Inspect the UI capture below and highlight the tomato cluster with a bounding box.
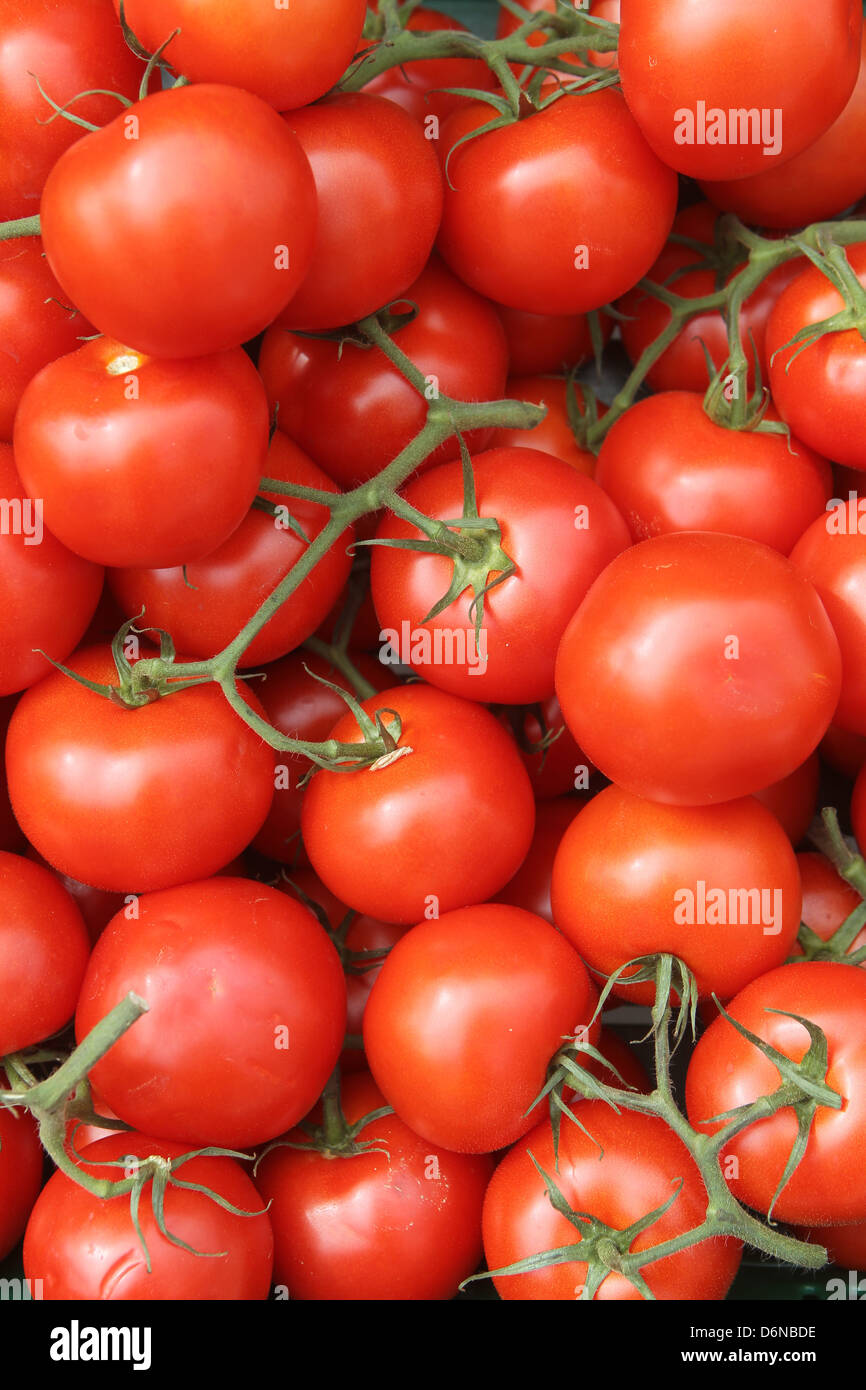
[2,0,866,1307]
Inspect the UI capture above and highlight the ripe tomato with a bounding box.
[495,0,616,70]
[0,0,147,220]
[6,645,275,893]
[595,392,831,551]
[255,1072,493,1300]
[437,91,676,316]
[496,304,609,377]
[0,696,23,851]
[768,245,866,470]
[364,903,596,1153]
[795,1221,866,1269]
[555,532,842,805]
[794,851,865,960]
[584,1028,651,1096]
[482,1103,742,1300]
[25,845,127,947]
[753,754,819,846]
[370,447,630,703]
[76,878,346,1149]
[258,257,508,490]
[301,684,535,924]
[0,850,90,1054]
[850,762,866,861]
[13,336,267,568]
[821,722,866,780]
[498,693,593,801]
[277,93,443,331]
[790,506,866,735]
[115,0,367,111]
[24,1133,273,1300]
[40,84,317,357]
[489,376,597,477]
[495,796,585,925]
[619,0,862,181]
[0,1091,43,1263]
[109,431,352,668]
[686,962,866,1225]
[362,7,496,125]
[0,442,103,697]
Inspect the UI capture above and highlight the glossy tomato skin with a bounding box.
[13,336,267,568]
[0,0,147,220]
[6,646,275,893]
[24,1133,273,1300]
[25,845,127,947]
[483,1103,742,1300]
[115,0,366,110]
[595,392,831,552]
[686,962,866,1225]
[0,444,103,697]
[0,851,90,1054]
[255,1072,493,1300]
[76,878,346,1150]
[259,257,508,489]
[302,684,536,924]
[437,91,677,316]
[364,903,596,1153]
[0,1092,43,1262]
[768,245,866,470]
[495,796,586,925]
[790,506,866,735]
[109,432,352,668]
[555,532,842,806]
[363,7,496,125]
[278,94,443,331]
[793,851,866,960]
[371,447,630,703]
[753,753,819,846]
[496,304,609,377]
[490,377,597,477]
[552,786,801,1003]
[619,0,862,181]
[40,84,317,357]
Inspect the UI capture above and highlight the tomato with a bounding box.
[64,1096,125,1157]
[0,443,103,696]
[482,1103,742,1300]
[276,93,443,332]
[363,7,496,125]
[258,257,508,490]
[700,28,866,229]
[850,762,866,862]
[794,851,866,960]
[821,722,866,780]
[795,1222,866,1270]
[495,0,617,71]
[6,646,274,893]
[75,878,346,1149]
[40,84,317,358]
[115,0,366,110]
[255,1072,493,1300]
[619,0,862,181]
[109,431,353,669]
[555,531,842,806]
[437,91,676,316]
[0,850,90,1055]
[585,0,620,68]
[552,785,801,1003]
[0,1091,43,1263]
[302,684,535,924]
[496,304,609,377]
[489,376,596,477]
[495,796,585,925]
[498,693,593,801]
[24,1132,273,1300]
[0,695,23,851]
[790,505,866,735]
[364,903,596,1153]
[371,447,630,703]
[25,845,127,947]
[686,962,866,1225]
[768,245,866,471]
[0,0,147,220]
[13,336,267,568]
[753,753,819,846]
[584,1028,651,1096]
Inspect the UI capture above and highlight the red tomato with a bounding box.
[483,1103,742,1300]
[24,1132,273,1300]
[0,443,103,697]
[794,1222,866,1270]
[584,1028,651,1095]
[277,93,443,331]
[0,0,147,220]
[436,91,677,315]
[255,1072,493,1300]
[371,447,630,703]
[686,962,866,1225]
[302,684,535,924]
[115,0,366,110]
[700,28,866,228]
[25,845,127,947]
[794,851,865,960]
[258,257,508,490]
[619,0,862,181]
[40,84,317,357]
[64,1096,125,1157]
[13,336,267,568]
[496,304,610,377]
[0,1092,43,1263]
[489,376,597,477]
[495,795,585,924]
[850,763,866,861]
[76,878,346,1149]
[495,0,617,70]
[6,646,275,893]
[364,903,596,1152]
[498,693,594,801]
[821,722,866,780]
[790,505,866,735]
[363,7,496,125]
[753,754,819,846]
[552,785,802,1003]
[0,694,24,851]
[109,431,353,669]
[595,392,831,552]
[768,244,866,470]
[555,532,842,805]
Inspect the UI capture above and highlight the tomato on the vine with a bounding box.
[790,507,866,736]
[0,1090,43,1263]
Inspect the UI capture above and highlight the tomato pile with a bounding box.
[3,0,866,1306]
